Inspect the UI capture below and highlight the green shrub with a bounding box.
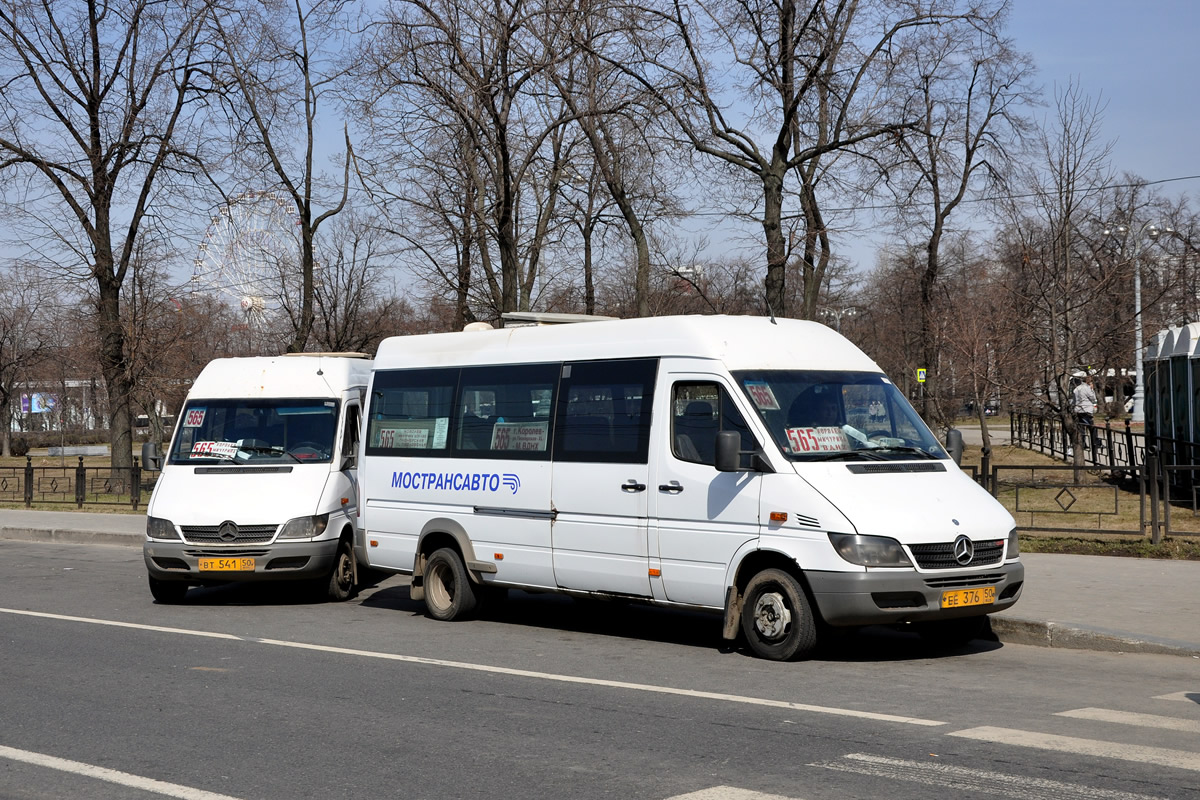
[10,437,29,457]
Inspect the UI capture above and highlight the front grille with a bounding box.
[924,573,1005,589]
[181,524,278,545]
[184,548,270,558]
[909,539,1004,569]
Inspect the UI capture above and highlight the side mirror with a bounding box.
[141,440,163,471]
[715,431,741,472]
[945,428,964,466]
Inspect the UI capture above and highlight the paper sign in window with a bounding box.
[785,426,848,454]
[491,421,549,451]
[744,382,780,410]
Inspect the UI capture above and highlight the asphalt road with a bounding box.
[2,540,1198,800]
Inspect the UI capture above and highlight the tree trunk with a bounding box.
[762,170,788,317]
[97,275,133,469]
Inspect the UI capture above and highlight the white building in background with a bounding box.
[10,379,104,432]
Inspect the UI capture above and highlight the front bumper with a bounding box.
[143,538,339,584]
[807,561,1025,626]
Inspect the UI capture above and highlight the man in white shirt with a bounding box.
[1072,375,1099,453]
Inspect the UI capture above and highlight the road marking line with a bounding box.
[0,607,946,727]
[1153,691,1200,704]
[664,788,797,800]
[0,744,242,800]
[1057,707,1200,733]
[947,726,1200,773]
[809,753,1165,800]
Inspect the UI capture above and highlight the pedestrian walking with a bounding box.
[1072,374,1100,454]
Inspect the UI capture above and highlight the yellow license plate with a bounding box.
[198,557,255,572]
[940,586,996,609]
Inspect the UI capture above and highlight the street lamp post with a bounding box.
[819,306,856,333]
[1103,222,1172,424]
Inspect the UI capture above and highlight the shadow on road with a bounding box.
[358,581,1004,663]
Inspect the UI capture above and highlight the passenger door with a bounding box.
[336,401,361,513]
[551,359,657,596]
[653,377,762,608]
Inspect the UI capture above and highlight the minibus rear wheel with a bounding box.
[424,547,478,621]
[740,569,817,661]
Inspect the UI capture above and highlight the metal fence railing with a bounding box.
[0,456,160,510]
[998,411,1200,541]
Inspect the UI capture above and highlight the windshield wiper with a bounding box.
[802,449,888,462]
[863,445,939,459]
[234,444,301,463]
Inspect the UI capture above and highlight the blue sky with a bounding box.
[823,0,1200,275]
[1007,0,1200,186]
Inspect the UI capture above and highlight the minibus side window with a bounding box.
[365,368,458,456]
[340,404,360,466]
[671,382,754,466]
[454,363,558,460]
[554,359,657,464]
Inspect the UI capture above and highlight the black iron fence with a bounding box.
[998,411,1200,542]
[0,456,160,510]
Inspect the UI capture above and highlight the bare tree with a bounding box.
[0,265,53,456]
[358,0,582,320]
[212,0,356,352]
[997,81,1117,465]
[0,0,213,468]
[310,212,411,353]
[547,3,684,317]
[884,9,1034,420]
[626,0,992,318]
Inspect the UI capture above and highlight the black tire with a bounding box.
[424,547,478,621]
[915,615,988,646]
[740,568,817,661]
[323,539,355,602]
[148,576,188,604]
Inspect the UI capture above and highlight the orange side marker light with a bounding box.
[770,512,788,522]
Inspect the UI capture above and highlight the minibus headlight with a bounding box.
[146,516,179,540]
[1007,527,1019,558]
[828,533,912,568]
[277,514,330,540]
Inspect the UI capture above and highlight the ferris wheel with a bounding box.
[191,190,301,326]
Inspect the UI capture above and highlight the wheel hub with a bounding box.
[753,591,791,640]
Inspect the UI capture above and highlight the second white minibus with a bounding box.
[356,315,1023,660]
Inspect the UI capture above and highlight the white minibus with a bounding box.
[143,353,370,603]
[357,316,1023,660]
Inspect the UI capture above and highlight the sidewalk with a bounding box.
[1,509,1198,658]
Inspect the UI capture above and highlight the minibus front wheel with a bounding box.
[148,576,188,604]
[740,569,817,661]
[424,547,479,621]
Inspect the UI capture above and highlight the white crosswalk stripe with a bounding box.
[808,752,1166,800]
[947,725,1200,773]
[1056,706,1200,733]
[664,789,797,800]
[1153,690,1200,704]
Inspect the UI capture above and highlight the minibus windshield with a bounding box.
[733,370,947,461]
[171,399,339,464]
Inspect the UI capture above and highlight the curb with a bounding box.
[989,615,1200,658]
[1,527,142,549]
